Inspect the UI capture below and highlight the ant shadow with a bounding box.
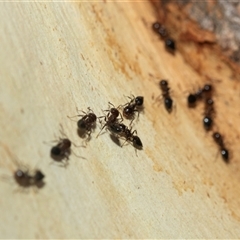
[109,134,121,147]
[77,122,97,141]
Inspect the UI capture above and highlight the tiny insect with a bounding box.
[97,102,123,138]
[122,95,144,123]
[187,84,213,108]
[51,138,71,165]
[203,98,214,131]
[14,168,45,189]
[212,132,229,163]
[48,125,85,166]
[68,107,97,139]
[122,127,143,150]
[1,145,45,190]
[158,80,173,113]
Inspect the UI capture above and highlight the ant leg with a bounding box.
[71,149,86,160]
[67,115,81,122]
[121,139,128,148]
[134,148,138,157]
[96,123,107,138]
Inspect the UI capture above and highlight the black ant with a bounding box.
[152,21,176,53]
[187,84,213,108]
[203,98,214,131]
[48,125,85,167]
[50,138,72,166]
[158,80,173,113]
[212,132,229,163]
[97,102,123,138]
[122,95,144,123]
[122,127,143,150]
[68,107,97,139]
[108,123,143,150]
[14,168,45,189]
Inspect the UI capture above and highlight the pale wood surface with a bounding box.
[1,2,240,238]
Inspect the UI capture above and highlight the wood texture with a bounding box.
[0,2,240,238]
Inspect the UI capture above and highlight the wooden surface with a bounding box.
[1,2,240,238]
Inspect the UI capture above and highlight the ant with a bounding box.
[203,98,214,131]
[14,168,45,189]
[48,125,85,167]
[212,132,229,163]
[158,80,173,113]
[122,127,143,150]
[152,21,176,53]
[108,122,143,155]
[97,102,123,138]
[68,107,97,139]
[122,95,144,123]
[187,84,213,108]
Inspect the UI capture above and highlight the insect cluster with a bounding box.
[3,95,144,191]
[151,20,230,163]
[187,84,229,163]
[152,21,176,54]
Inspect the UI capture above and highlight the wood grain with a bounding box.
[0,2,240,238]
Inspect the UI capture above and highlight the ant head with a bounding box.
[51,146,61,156]
[123,106,134,118]
[14,169,30,187]
[110,108,119,117]
[152,22,161,32]
[213,132,221,140]
[160,80,168,89]
[221,149,229,163]
[203,84,212,93]
[135,96,144,106]
[206,98,214,106]
[203,116,213,130]
[62,139,71,149]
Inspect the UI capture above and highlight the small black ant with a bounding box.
[97,102,123,137]
[187,84,213,108]
[122,127,143,150]
[48,125,85,166]
[14,169,45,188]
[108,122,143,154]
[68,107,97,139]
[51,138,71,164]
[158,80,173,113]
[1,145,45,190]
[203,98,214,131]
[212,132,229,163]
[122,95,144,123]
